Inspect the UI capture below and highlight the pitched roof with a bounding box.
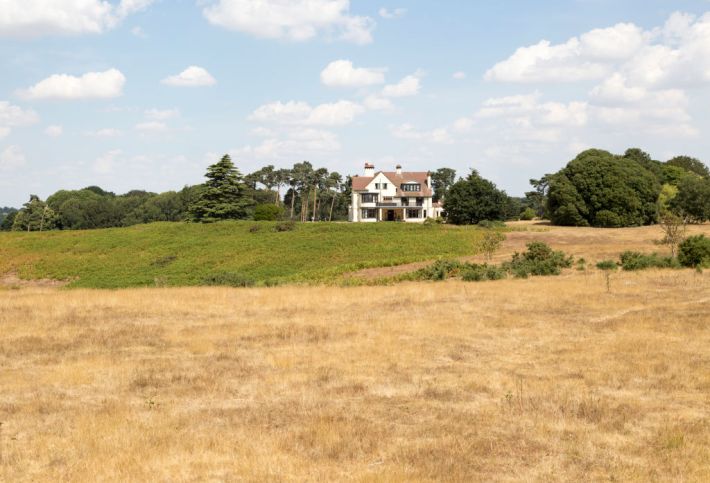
[351,171,432,196]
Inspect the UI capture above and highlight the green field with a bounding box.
[0,222,486,288]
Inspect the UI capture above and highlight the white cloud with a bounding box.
[144,108,180,120]
[378,8,406,19]
[0,101,39,136]
[93,149,122,174]
[477,93,588,127]
[19,68,126,100]
[485,13,710,86]
[89,128,122,137]
[202,0,374,44]
[249,100,364,126]
[0,0,155,37]
[453,71,466,80]
[391,123,452,144]
[45,125,63,137]
[452,117,474,132]
[0,145,26,170]
[364,95,393,111]
[161,66,216,87]
[135,121,168,133]
[382,74,421,97]
[320,60,385,87]
[233,128,341,160]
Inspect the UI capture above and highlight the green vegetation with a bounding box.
[408,241,572,282]
[618,251,679,271]
[189,154,252,222]
[444,170,511,225]
[678,235,710,268]
[0,221,487,288]
[253,204,284,221]
[596,260,618,271]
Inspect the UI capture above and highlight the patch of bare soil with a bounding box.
[0,272,69,288]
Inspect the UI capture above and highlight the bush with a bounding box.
[596,260,618,271]
[460,264,506,282]
[254,204,284,221]
[273,221,296,232]
[201,272,255,287]
[503,241,573,278]
[618,251,679,271]
[520,207,536,221]
[413,259,463,281]
[678,235,710,268]
[249,225,260,233]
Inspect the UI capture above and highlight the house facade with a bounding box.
[349,163,443,222]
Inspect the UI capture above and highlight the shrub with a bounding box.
[576,258,587,271]
[249,225,260,233]
[618,251,679,271]
[520,207,536,221]
[254,204,284,221]
[414,259,463,281]
[423,217,444,225]
[202,272,255,287]
[596,260,618,271]
[503,241,573,278]
[678,235,710,268]
[461,264,506,282]
[273,221,296,232]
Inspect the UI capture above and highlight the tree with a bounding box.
[667,156,709,178]
[547,149,661,227]
[12,195,58,232]
[443,170,510,225]
[526,176,551,218]
[431,168,456,202]
[658,212,686,258]
[189,155,252,222]
[670,176,710,223]
[0,209,17,231]
[477,231,506,261]
[326,172,343,221]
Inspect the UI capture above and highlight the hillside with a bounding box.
[0,222,486,288]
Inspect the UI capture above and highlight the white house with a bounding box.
[349,163,444,222]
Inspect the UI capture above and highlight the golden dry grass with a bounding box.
[1,266,709,481]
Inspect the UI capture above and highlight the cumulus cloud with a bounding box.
[320,60,386,87]
[88,128,123,137]
[0,145,26,170]
[144,108,180,120]
[18,68,126,100]
[391,123,452,144]
[485,13,710,86]
[0,101,39,136]
[382,74,421,97]
[202,0,375,44]
[249,100,364,126]
[232,128,341,160]
[45,125,63,137]
[161,66,216,87]
[0,0,155,37]
[378,8,406,19]
[363,95,393,111]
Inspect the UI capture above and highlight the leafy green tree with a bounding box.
[253,204,284,221]
[678,235,710,268]
[12,195,58,232]
[670,176,710,222]
[547,149,661,227]
[443,170,510,225]
[189,155,252,222]
[0,208,17,231]
[525,176,551,218]
[666,156,709,178]
[431,168,456,202]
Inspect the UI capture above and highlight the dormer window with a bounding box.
[401,183,421,192]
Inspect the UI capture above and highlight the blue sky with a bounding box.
[1,0,709,206]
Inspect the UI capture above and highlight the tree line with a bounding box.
[2,149,707,231]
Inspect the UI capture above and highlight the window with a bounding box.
[361,193,377,203]
[401,197,409,206]
[375,182,388,190]
[401,183,421,192]
[406,209,420,219]
[423,210,427,218]
[382,183,388,189]
[361,209,377,219]
[416,197,424,206]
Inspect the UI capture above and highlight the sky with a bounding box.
[1,0,710,207]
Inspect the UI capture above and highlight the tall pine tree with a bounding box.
[189,155,252,222]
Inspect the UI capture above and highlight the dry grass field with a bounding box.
[1,224,710,481]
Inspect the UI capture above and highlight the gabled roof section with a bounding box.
[351,176,374,191]
[381,171,432,196]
